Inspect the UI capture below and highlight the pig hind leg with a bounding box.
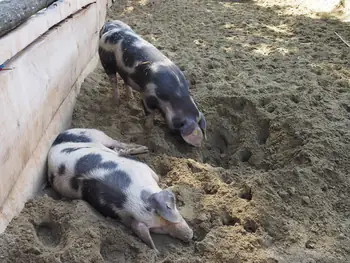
[82,128,148,156]
[71,128,118,148]
[93,130,149,155]
[98,47,119,102]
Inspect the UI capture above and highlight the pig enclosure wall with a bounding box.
[0,0,111,233]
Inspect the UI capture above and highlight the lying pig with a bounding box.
[47,128,193,252]
[98,20,207,147]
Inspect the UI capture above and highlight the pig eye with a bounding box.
[172,117,185,129]
[166,204,171,210]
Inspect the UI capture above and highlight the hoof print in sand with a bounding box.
[201,96,271,170]
[34,221,62,248]
[243,218,259,233]
[220,210,241,227]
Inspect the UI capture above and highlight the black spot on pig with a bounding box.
[98,48,117,76]
[153,66,189,101]
[130,63,153,90]
[81,178,127,217]
[61,147,90,154]
[75,154,118,175]
[104,32,124,44]
[99,22,119,39]
[176,97,199,118]
[104,170,131,190]
[121,33,165,69]
[48,172,55,185]
[52,132,91,146]
[121,34,139,68]
[141,190,153,212]
[99,161,119,170]
[144,96,159,111]
[70,176,80,191]
[75,154,103,174]
[58,164,66,176]
[141,190,152,203]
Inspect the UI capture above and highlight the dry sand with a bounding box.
[1,0,350,262]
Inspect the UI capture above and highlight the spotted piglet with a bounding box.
[47,128,193,252]
[98,20,207,147]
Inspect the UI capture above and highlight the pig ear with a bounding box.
[198,112,207,140]
[148,190,182,223]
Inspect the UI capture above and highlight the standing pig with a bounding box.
[47,128,193,252]
[98,20,207,147]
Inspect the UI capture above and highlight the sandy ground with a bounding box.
[1,0,350,262]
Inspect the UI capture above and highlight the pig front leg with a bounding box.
[145,112,156,130]
[142,96,158,130]
[125,83,134,100]
[98,47,120,103]
[131,220,159,253]
[108,74,119,102]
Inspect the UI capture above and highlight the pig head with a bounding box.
[133,189,193,252]
[165,95,207,147]
[148,189,193,241]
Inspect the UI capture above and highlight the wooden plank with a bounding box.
[0,0,97,66]
[0,0,57,38]
[0,2,101,207]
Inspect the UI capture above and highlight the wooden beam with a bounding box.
[0,0,96,67]
[0,0,57,38]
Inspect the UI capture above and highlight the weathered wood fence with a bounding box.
[0,0,108,233]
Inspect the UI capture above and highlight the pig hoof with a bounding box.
[114,144,149,156]
[126,92,134,100]
[125,85,134,100]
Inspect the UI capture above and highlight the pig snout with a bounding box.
[150,217,193,243]
[166,219,193,242]
[178,112,207,147]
